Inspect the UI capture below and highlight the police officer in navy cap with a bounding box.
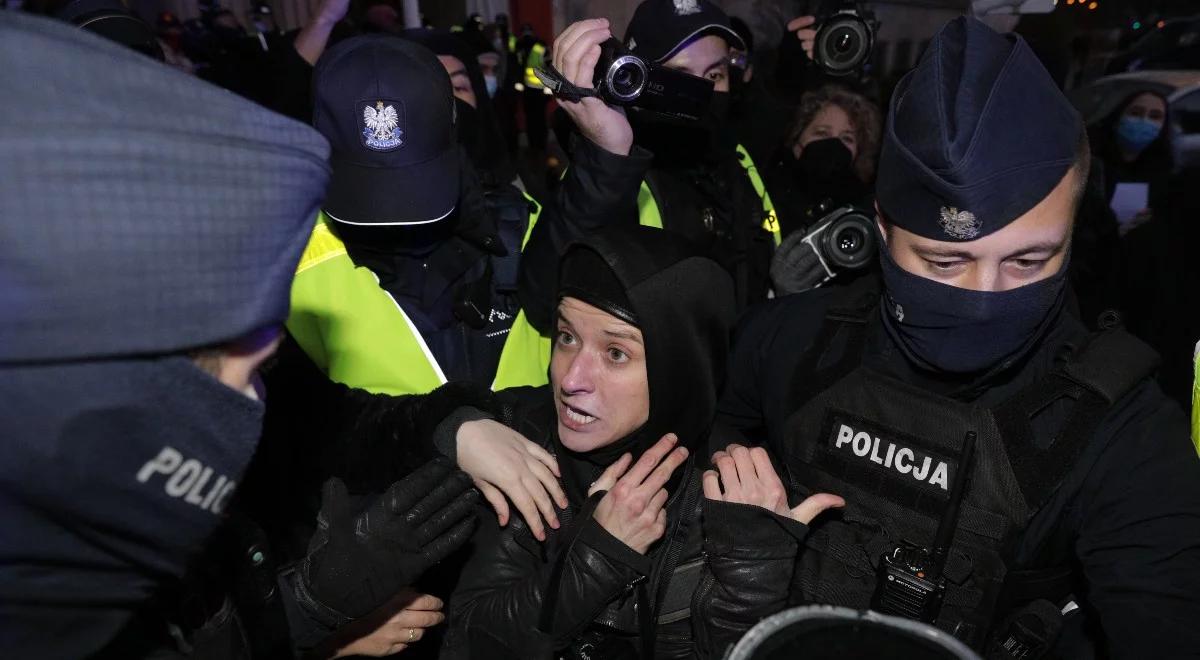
[709,17,1200,658]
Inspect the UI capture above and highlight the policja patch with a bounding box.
[825,414,956,494]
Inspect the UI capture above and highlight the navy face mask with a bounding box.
[878,245,1068,374]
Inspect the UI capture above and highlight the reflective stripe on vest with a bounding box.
[636,144,781,245]
[524,43,546,88]
[287,210,550,396]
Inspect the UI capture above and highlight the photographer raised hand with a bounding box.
[550,18,634,157]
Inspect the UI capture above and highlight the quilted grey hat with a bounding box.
[0,11,331,363]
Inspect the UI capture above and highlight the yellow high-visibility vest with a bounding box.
[637,144,780,245]
[524,42,546,89]
[287,208,551,396]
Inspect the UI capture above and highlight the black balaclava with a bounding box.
[878,245,1069,375]
[399,28,517,188]
[552,226,736,502]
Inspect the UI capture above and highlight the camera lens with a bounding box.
[821,210,877,271]
[604,55,648,103]
[814,13,873,77]
[834,31,855,55]
[836,226,863,255]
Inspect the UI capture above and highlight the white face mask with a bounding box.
[484,74,499,98]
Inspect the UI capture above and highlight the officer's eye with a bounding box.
[556,330,577,347]
[707,70,727,83]
[924,259,965,273]
[607,347,629,364]
[1008,258,1047,272]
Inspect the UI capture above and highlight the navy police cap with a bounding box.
[624,0,745,64]
[313,35,459,226]
[875,17,1083,242]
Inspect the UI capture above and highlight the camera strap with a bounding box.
[532,64,602,103]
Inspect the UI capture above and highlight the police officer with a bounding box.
[547,0,780,311]
[0,11,299,655]
[715,18,1200,658]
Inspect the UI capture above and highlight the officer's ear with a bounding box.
[874,201,889,246]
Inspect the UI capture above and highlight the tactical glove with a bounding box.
[769,228,832,296]
[301,458,479,622]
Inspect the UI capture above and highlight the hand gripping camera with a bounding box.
[872,432,977,625]
[535,38,714,121]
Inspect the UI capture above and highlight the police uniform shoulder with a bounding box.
[734,288,838,353]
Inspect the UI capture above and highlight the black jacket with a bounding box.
[444,387,709,660]
[446,226,790,659]
[718,281,1200,658]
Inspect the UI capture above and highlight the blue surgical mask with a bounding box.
[1116,115,1162,154]
[484,74,499,98]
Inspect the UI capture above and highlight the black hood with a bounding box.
[398,28,516,188]
[555,226,735,489]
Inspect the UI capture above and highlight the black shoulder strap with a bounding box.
[484,186,533,294]
[993,329,1160,512]
[787,276,880,412]
[1059,328,1160,403]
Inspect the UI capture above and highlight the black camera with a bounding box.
[800,203,877,283]
[813,1,875,77]
[534,38,714,122]
[591,39,715,121]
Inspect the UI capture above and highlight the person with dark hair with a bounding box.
[769,84,881,238]
[762,84,883,296]
[1088,90,1173,231]
[400,28,519,191]
[439,226,840,660]
[718,17,1200,658]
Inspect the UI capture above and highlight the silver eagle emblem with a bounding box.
[362,101,403,151]
[673,0,701,15]
[938,206,981,240]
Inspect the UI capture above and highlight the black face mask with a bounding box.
[796,136,854,179]
[878,244,1068,374]
[453,98,482,171]
[630,91,734,166]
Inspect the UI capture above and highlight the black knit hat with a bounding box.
[558,247,637,327]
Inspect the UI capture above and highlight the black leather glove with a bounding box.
[301,458,479,622]
[770,227,832,296]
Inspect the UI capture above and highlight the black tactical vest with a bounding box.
[778,282,1158,651]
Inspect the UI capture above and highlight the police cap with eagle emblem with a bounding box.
[624,0,745,64]
[0,11,330,363]
[313,35,459,225]
[875,17,1082,242]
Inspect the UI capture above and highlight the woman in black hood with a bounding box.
[438,225,737,659]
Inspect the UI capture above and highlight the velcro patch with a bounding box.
[813,411,960,516]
